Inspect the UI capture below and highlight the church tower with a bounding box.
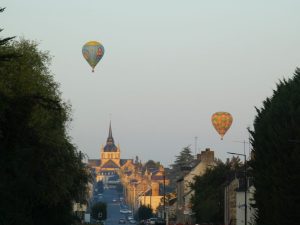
[100,121,120,168]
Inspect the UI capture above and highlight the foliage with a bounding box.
[167,146,195,190]
[0,7,16,61]
[250,68,300,225]
[136,205,153,220]
[0,39,90,225]
[91,202,107,221]
[173,146,194,169]
[144,160,161,170]
[190,158,242,223]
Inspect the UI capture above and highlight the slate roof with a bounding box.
[120,159,132,166]
[101,160,119,169]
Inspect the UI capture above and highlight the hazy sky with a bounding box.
[2,1,300,166]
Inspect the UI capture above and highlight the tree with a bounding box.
[250,68,300,225]
[0,39,90,225]
[167,146,195,190]
[173,146,194,170]
[136,205,153,220]
[190,158,242,224]
[144,160,160,169]
[0,7,16,62]
[91,202,107,221]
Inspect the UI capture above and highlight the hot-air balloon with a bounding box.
[211,112,233,140]
[82,41,105,72]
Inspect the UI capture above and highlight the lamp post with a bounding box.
[227,152,247,225]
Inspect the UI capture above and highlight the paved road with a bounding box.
[93,188,129,225]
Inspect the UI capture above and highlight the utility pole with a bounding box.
[194,136,198,157]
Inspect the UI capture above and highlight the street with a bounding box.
[93,188,129,225]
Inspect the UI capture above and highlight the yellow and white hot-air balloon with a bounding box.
[211,112,233,140]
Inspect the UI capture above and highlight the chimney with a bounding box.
[199,148,214,164]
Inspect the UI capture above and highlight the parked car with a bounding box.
[119,218,126,224]
[127,215,134,221]
[120,209,132,214]
[149,218,157,225]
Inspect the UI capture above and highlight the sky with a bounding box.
[2,1,300,166]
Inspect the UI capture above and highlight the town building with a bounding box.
[88,122,134,183]
[176,148,215,224]
[224,175,256,225]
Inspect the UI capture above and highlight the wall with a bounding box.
[236,186,256,225]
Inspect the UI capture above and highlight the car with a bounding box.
[120,209,131,214]
[127,216,133,221]
[149,218,158,225]
[129,219,136,224]
[119,218,126,224]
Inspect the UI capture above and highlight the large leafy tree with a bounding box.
[167,146,194,189]
[169,145,194,174]
[190,158,242,224]
[136,205,153,220]
[174,146,194,169]
[0,39,89,225]
[250,68,300,225]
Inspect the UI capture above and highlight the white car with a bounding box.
[120,209,130,214]
[129,219,136,224]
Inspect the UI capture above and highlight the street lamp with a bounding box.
[227,151,247,225]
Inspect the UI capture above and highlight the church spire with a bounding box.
[104,121,117,152]
[108,120,113,139]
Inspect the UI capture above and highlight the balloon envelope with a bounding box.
[82,41,105,72]
[211,112,233,140]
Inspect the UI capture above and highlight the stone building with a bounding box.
[176,148,215,224]
[88,122,134,182]
[120,162,170,214]
[224,175,256,225]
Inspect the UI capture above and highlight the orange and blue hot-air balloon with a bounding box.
[82,41,105,72]
[211,112,233,140]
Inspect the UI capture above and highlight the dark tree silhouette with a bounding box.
[0,39,90,225]
[250,68,300,225]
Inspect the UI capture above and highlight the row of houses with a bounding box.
[119,161,170,214]
[83,123,256,225]
[169,148,256,225]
